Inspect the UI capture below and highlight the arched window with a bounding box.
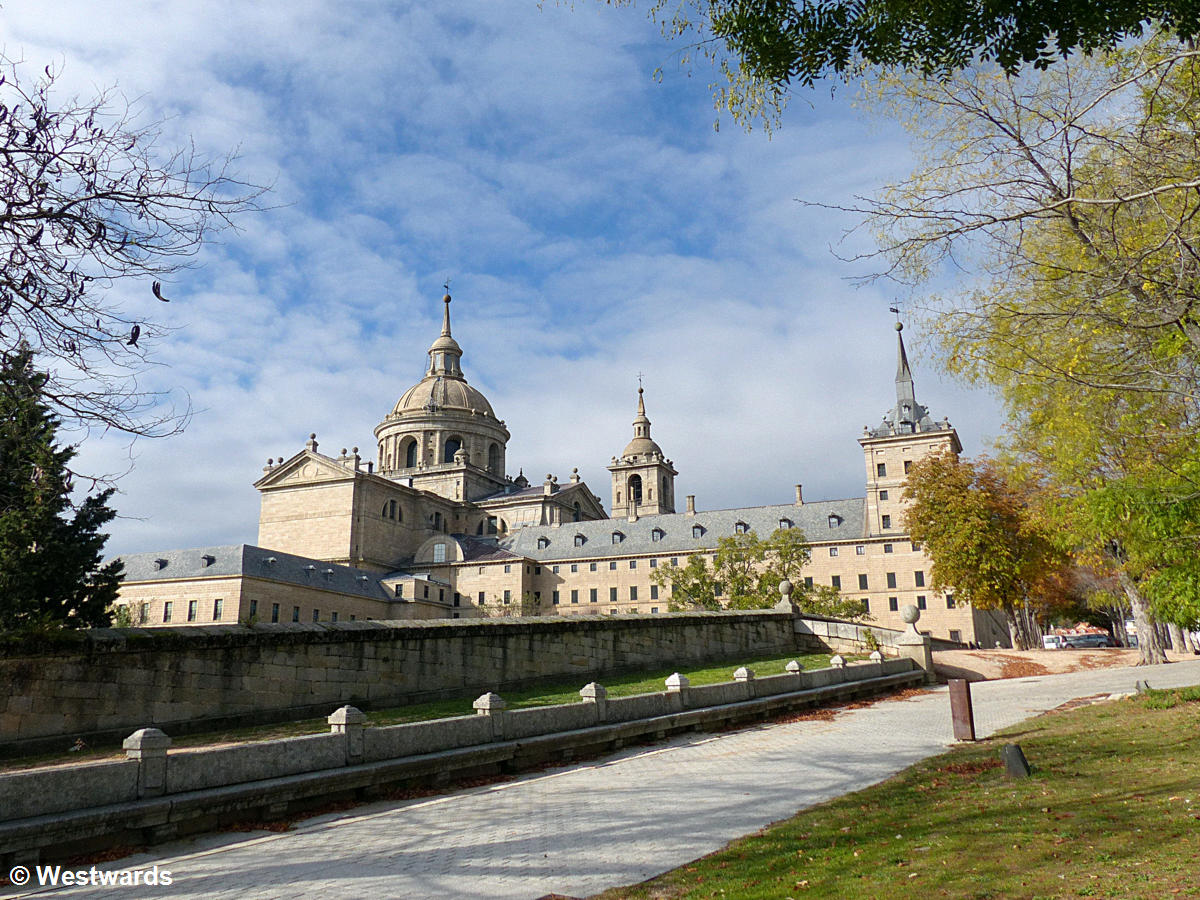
[628,474,643,504]
[389,499,397,520]
[662,476,669,501]
[444,436,462,463]
[488,443,500,474]
[382,503,389,519]
[572,502,581,522]
[402,437,417,468]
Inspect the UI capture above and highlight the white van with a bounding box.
[1042,634,1067,650]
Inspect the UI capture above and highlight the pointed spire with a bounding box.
[895,321,915,409]
[426,290,463,377]
[441,291,453,337]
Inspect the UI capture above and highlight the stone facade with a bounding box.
[112,295,1009,648]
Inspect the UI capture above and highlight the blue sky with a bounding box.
[2,1,1001,556]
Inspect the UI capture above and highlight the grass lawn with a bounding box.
[3,650,843,770]
[591,685,1200,900]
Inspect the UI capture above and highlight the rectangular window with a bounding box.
[350,615,356,621]
[477,591,485,604]
[610,587,618,602]
[396,584,404,598]
[649,558,657,568]
[292,606,300,622]
[590,562,597,572]
[535,566,542,575]
[248,599,257,620]
[861,598,870,613]
[651,607,659,614]
[312,609,320,622]
[571,589,579,604]
[163,601,173,623]
[331,611,339,622]
[904,460,912,474]
[670,557,679,566]
[630,586,638,601]
[886,572,897,589]
[187,600,197,622]
[571,563,578,573]
[877,462,887,477]
[590,588,598,603]
[946,594,956,609]
[650,585,658,600]
[917,595,927,610]
[912,542,922,552]
[855,545,865,555]
[884,543,894,553]
[858,574,868,590]
[504,564,511,573]
[803,576,813,589]
[552,565,559,573]
[453,592,460,607]
[423,585,429,599]
[831,575,841,589]
[888,597,898,612]
[879,489,889,501]
[432,543,446,563]
[271,602,279,623]
[829,547,838,557]
[629,560,637,569]
[552,590,560,605]
[438,588,444,603]
[139,602,150,624]
[881,515,892,528]
[609,561,617,570]
[949,629,962,643]
[212,598,223,621]
[915,570,925,587]
[503,590,511,604]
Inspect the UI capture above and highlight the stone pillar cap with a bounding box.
[784,660,803,674]
[473,691,507,711]
[733,666,755,681]
[122,727,171,752]
[665,672,690,690]
[328,705,367,726]
[829,654,846,667]
[580,682,607,700]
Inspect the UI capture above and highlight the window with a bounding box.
[610,587,618,602]
[946,594,956,609]
[888,597,899,612]
[881,515,892,529]
[649,558,658,568]
[915,570,926,587]
[904,460,913,474]
[612,531,625,544]
[949,629,962,643]
[886,572,897,589]
[438,588,444,603]
[877,463,887,477]
[670,557,679,566]
[589,562,597,572]
[453,593,460,607]
[861,598,870,613]
[570,563,578,573]
[290,606,299,622]
[332,612,339,622]
[828,514,842,528]
[831,575,841,589]
[395,584,404,599]
[488,443,500,474]
[650,585,658,600]
[433,542,447,563]
[552,565,559,573]
[537,537,550,550]
[163,601,173,623]
[477,591,485,604]
[552,591,560,605]
[912,542,922,552]
[879,489,889,501]
[571,590,579,604]
[423,585,429,599]
[574,534,586,547]
[502,590,511,604]
[590,588,598,603]
[187,600,197,622]
[651,607,659,614]
[504,564,511,574]
[404,438,417,468]
[735,521,749,534]
[443,436,462,463]
[609,561,617,571]
[917,595,927,610]
[779,518,793,529]
[803,576,813,589]
[271,603,280,623]
[350,615,356,621]
[312,609,320,622]
[248,599,257,620]
[829,547,838,557]
[692,524,705,538]
[534,566,541,575]
[652,528,664,542]
[212,598,223,621]
[855,545,865,555]
[629,560,637,569]
[883,543,894,554]
[858,574,868,590]
[630,586,638,601]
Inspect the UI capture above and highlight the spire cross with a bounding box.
[636,372,644,391]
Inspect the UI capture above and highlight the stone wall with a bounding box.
[0,610,796,756]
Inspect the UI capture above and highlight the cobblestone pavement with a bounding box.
[10,659,1200,900]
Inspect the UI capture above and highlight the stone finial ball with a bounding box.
[778,579,793,598]
[895,321,903,331]
[901,604,921,624]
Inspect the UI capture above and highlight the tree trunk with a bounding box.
[1167,622,1185,653]
[1117,570,1168,665]
[1004,600,1038,649]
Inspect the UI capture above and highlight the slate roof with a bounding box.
[499,498,867,562]
[115,544,393,600]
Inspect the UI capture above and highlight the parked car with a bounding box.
[1064,633,1112,649]
[1042,635,1068,650]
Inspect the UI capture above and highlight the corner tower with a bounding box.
[607,386,677,518]
[858,321,961,538]
[374,292,510,502]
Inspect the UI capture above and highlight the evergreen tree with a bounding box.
[0,348,122,630]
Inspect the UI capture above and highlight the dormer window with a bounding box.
[611,531,625,545]
[651,528,665,542]
[537,537,550,550]
[828,514,842,529]
[779,518,793,530]
[154,558,168,570]
[201,554,216,567]
[574,533,586,547]
[692,524,705,538]
[734,521,749,534]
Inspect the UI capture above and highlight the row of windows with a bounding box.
[821,570,926,590]
[875,460,914,477]
[155,599,361,624]
[556,517,807,550]
[829,542,921,557]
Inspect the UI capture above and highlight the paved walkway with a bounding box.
[9,660,1200,900]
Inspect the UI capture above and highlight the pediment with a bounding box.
[254,450,356,490]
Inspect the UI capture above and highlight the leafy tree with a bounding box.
[602,0,1200,126]
[651,528,871,619]
[0,348,123,630]
[903,452,1066,649]
[0,56,262,438]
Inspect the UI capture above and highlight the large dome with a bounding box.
[392,375,496,419]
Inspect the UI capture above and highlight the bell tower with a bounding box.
[607,385,677,518]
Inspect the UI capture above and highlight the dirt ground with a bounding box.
[932,647,1200,681]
